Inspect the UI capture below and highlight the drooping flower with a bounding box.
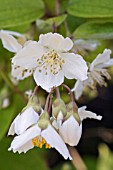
[72,49,113,99]
[8,111,72,160]
[8,32,88,92]
[8,95,42,135]
[58,106,102,146]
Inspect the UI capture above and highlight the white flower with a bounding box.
[0,30,33,80]
[8,106,40,135]
[11,32,88,92]
[74,39,100,52]
[0,30,24,52]
[8,124,72,160]
[58,106,102,146]
[72,49,113,99]
[11,64,33,80]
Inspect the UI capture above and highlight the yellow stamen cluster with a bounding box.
[37,50,65,75]
[32,136,51,149]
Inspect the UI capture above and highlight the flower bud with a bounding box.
[66,102,81,125]
[38,111,50,130]
[25,95,42,114]
[52,98,67,120]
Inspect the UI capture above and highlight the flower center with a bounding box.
[37,50,65,75]
[32,136,51,149]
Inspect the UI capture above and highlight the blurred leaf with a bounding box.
[96,144,113,170]
[36,14,67,32]
[0,0,44,28]
[67,0,113,18]
[43,0,56,15]
[45,14,67,26]
[67,15,86,33]
[73,22,113,39]
[83,156,97,170]
[0,94,25,141]
[0,137,48,170]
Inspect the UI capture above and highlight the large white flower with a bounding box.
[8,106,40,136]
[10,32,88,92]
[58,106,102,146]
[8,123,72,160]
[72,49,113,99]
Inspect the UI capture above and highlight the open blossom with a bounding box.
[8,94,42,135]
[0,31,88,92]
[54,106,102,146]
[8,112,72,160]
[72,49,113,99]
[8,106,40,135]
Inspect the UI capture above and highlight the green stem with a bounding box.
[55,87,60,98]
[0,69,26,103]
[62,84,75,102]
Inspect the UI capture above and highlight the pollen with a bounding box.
[37,50,65,75]
[32,136,51,149]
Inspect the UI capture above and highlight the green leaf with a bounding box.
[67,0,113,18]
[0,0,44,28]
[0,94,25,141]
[0,137,49,170]
[96,144,113,170]
[73,21,113,39]
[36,14,67,32]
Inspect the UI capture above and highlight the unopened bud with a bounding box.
[38,111,50,130]
[27,95,42,113]
[52,98,67,119]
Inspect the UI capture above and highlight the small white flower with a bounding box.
[72,49,113,99]
[58,106,102,146]
[8,123,72,160]
[74,39,100,52]
[0,30,23,53]
[0,30,33,81]
[11,32,88,92]
[8,106,40,135]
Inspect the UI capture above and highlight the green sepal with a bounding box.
[66,102,81,124]
[21,95,42,114]
[66,101,78,113]
[38,111,50,130]
[52,98,67,119]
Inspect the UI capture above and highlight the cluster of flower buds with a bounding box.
[8,85,102,159]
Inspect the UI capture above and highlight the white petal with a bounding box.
[72,80,85,100]
[12,41,44,69]
[62,53,88,81]
[15,107,39,135]
[0,30,22,52]
[74,39,100,51]
[1,30,24,37]
[39,32,73,52]
[34,68,64,92]
[11,64,33,80]
[8,114,20,135]
[97,58,113,68]
[59,116,82,146]
[42,125,72,160]
[90,49,112,70]
[8,124,41,153]
[78,106,102,121]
